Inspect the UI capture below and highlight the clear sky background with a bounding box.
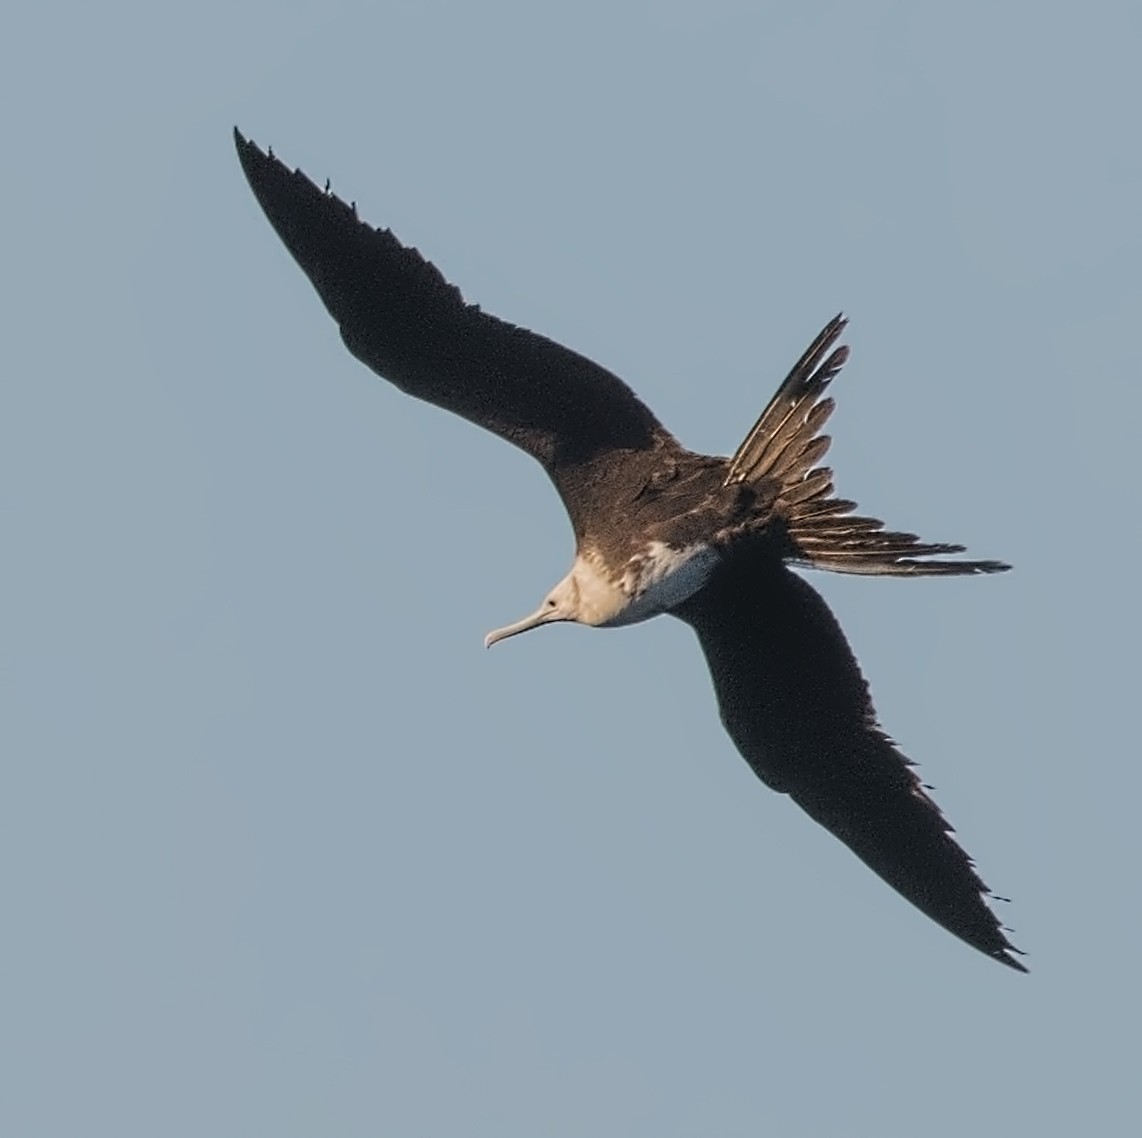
[4,1,1140,1134]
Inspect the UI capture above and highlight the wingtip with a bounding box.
[233,126,257,156]
[233,128,299,220]
[233,127,262,178]
[233,127,280,173]
[985,904,1028,972]
[995,947,1029,973]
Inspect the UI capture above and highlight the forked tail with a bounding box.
[726,315,1009,577]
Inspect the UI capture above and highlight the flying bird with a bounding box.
[234,128,1024,972]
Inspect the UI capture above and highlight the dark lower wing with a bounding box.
[233,129,676,528]
[674,543,1025,971]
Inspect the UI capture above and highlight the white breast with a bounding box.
[605,541,721,627]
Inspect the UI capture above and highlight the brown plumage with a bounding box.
[234,128,1024,971]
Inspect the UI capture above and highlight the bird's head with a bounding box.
[484,556,623,647]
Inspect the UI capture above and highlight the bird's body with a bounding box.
[234,129,1025,971]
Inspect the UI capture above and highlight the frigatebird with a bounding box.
[234,128,1024,971]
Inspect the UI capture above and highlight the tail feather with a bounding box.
[778,468,835,507]
[727,316,1010,578]
[726,315,849,486]
[768,431,833,485]
[747,396,836,484]
[792,497,858,520]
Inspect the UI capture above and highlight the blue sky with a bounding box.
[4,1,1140,1134]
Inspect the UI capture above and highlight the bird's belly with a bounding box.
[602,541,722,627]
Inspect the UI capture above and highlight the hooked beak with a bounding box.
[484,604,562,648]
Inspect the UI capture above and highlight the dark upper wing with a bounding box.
[674,541,1025,971]
[234,130,677,531]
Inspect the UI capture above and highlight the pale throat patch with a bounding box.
[574,541,720,628]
